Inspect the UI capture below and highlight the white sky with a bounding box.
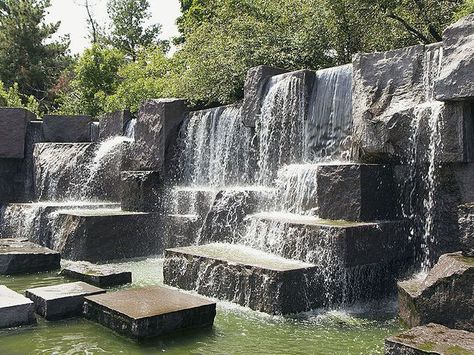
[46,0,182,54]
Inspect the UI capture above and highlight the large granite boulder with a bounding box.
[0,108,36,159]
[121,170,163,212]
[398,252,474,331]
[129,99,186,171]
[435,14,474,101]
[42,115,93,142]
[241,65,288,127]
[99,110,132,141]
[459,203,474,257]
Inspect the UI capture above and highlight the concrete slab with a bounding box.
[0,239,60,275]
[25,281,105,320]
[385,323,474,354]
[0,286,36,329]
[60,261,132,288]
[164,243,318,314]
[83,286,216,339]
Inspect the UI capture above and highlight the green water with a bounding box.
[0,258,403,355]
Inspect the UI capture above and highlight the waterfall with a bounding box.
[305,65,353,161]
[124,118,136,139]
[178,105,253,187]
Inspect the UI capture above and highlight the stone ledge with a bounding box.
[0,285,36,329]
[60,261,132,288]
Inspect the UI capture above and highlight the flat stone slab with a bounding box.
[0,239,60,275]
[385,323,474,354]
[60,261,132,288]
[83,286,216,339]
[0,286,36,329]
[25,281,105,320]
[164,243,318,314]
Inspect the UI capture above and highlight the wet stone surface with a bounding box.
[60,261,132,288]
[0,285,36,329]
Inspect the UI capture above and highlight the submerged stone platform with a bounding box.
[385,323,474,354]
[0,239,60,275]
[60,261,132,288]
[25,281,105,320]
[83,286,216,339]
[0,286,36,329]
[164,243,318,314]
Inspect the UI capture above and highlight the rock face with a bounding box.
[0,239,60,275]
[25,282,105,320]
[99,110,132,141]
[385,323,474,355]
[60,261,132,288]
[435,14,474,101]
[241,65,288,127]
[0,108,35,159]
[0,286,36,329]
[83,286,216,339]
[121,170,162,212]
[42,115,93,143]
[164,243,318,314]
[130,99,186,171]
[459,203,474,257]
[398,252,474,332]
[316,164,397,221]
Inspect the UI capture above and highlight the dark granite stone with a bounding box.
[25,281,105,320]
[83,286,216,339]
[60,262,132,288]
[398,252,474,332]
[99,110,132,141]
[459,203,474,257]
[162,214,201,249]
[164,243,318,314]
[121,170,163,212]
[0,286,36,329]
[385,323,474,355]
[0,239,60,275]
[0,108,35,159]
[42,115,93,143]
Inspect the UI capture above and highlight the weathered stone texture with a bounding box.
[398,252,474,332]
[121,170,162,212]
[435,14,474,101]
[0,285,36,329]
[459,203,474,257]
[385,323,474,355]
[42,115,93,142]
[241,65,288,127]
[99,110,132,141]
[83,286,216,339]
[0,108,35,159]
[60,261,132,288]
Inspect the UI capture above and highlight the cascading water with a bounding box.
[124,118,136,139]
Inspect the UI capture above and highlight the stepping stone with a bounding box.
[0,286,36,329]
[25,281,105,320]
[385,323,474,354]
[164,243,318,314]
[0,239,60,275]
[83,286,216,339]
[60,261,132,288]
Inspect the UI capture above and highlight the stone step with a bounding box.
[83,286,216,339]
[385,323,474,354]
[53,209,161,262]
[25,281,105,320]
[163,214,201,248]
[0,239,60,275]
[164,243,318,314]
[398,252,474,332]
[0,285,36,329]
[60,261,132,288]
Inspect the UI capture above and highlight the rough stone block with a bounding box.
[459,203,474,257]
[83,286,216,339]
[385,323,474,355]
[398,252,474,331]
[167,187,216,218]
[0,159,22,203]
[162,214,201,249]
[164,243,318,314]
[60,261,132,288]
[0,286,36,329]
[53,210,161,262]
[99,110,132,141]
[0,108,35,159]
[121,170,162,212]
[241,65,288,127]
[42,115,93,143]
[0,239,60,275]
[316,163,397,221]
[435,14,474,101]
[130,99,186,171]
[26,281,105,320]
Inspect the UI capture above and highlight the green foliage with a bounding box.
[0,81,40,114]
[0,0,71,111]
[453,0,474,20]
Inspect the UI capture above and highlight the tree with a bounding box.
[106,0,168,60]
[0,0,71,110]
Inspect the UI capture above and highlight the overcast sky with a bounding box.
[46,0,182,54]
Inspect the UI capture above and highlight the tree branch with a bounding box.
[386,11,431,44]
